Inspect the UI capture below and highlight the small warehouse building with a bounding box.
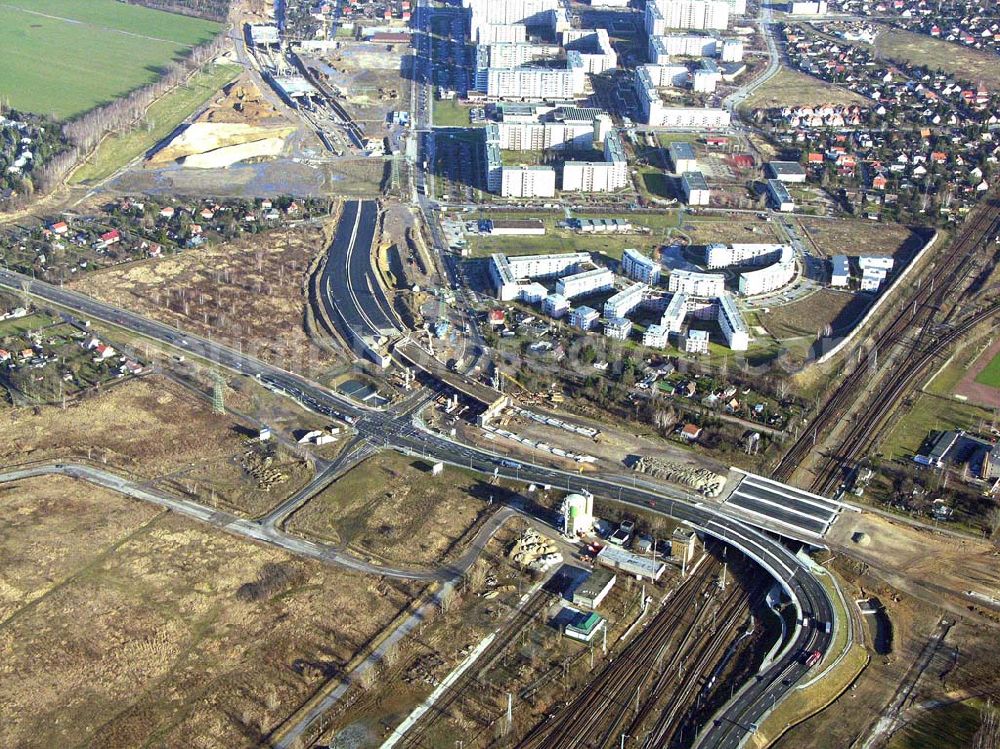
[830,255,849,287]
[596,544,666,581]
[681,171,711,206]
[564,611,606,643]
[766,161,807,183]
[766,179,795,212]
[669,141,698,174]
[572,568,617,609]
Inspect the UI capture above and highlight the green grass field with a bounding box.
[0,0,221,119]
[70,63,240,185]
[974,350,1000,389]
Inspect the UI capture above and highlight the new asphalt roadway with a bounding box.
[0,267,835,748]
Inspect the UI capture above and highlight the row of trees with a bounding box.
[117,0,231,21]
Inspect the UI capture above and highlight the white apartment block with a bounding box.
[543,293,570,318]
[496,121,595,151]
[706,242,789,269]
[489,251,589,300]
[484,123,502,192]
[478,23,528,43]
[644,323,670,348]
[766,178,795,212]
[685,329,710,353]
[859,256,894,272]
[507,252,589,278]
[561,29,618,74]
[651,33,718,58]
[484,67,577,100]
[860,268,887,291]
[501,165,557,198]
[604,283,648,319]
[621,247,661,285]
[481,42,560,70]
[519,282,548,304]
[570,305,600,331]
[642,63,690,88]
[634,74,732,126]
[739,256,795,296]
[660,292,688,332]
[682,171,711,206]
[668,269,725,297]
[604,316,633,340]
[563,161,625,192]
[465,0,560,42]
[645,0,729,34]
[557,268,615,299]
[668,142,698,174]
[717,293,749,350]
[693,59,721,93]
[721,39,744,61]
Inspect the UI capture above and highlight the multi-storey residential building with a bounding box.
[668,269,725,297]
[660,292,688,331]
[668,142,698,174]
[561,29,618,74]
[501,165,557,197]
[717,293,750,350]
[543,292,570,318]
[706,243,788,268]
[604,316,633,340]
[570,305,600,330]
[644,323,670,348]
[465,0,560,42]
[603,283,648,319]
[738,252,795,296]
[645,0,729,34]
[557,268,615,299]
[484,123,502,192]
[562,129,627,192]
[621,247,661,284]
[489,251,589,300]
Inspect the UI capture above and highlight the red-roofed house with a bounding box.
[100,229,120,245]
[488,309,505,326]
[50,221,68,235]
[0,349,10,362]
[807,152,824,164]
[94,343,116,360]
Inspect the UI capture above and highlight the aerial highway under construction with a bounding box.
[0,265,835,748]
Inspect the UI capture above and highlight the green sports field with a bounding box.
[974,350,1000,388]
[0,0,221,119]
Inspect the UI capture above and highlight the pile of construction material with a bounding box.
[631,457,725,497]
[509,528,563,572]
[241,449,288,491]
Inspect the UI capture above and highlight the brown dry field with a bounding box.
[795,218,923,259]
[681,215,782,245]
[0,375,313,517]
[762,288,869,340]
[0,376,243,476]
[70,221,341,377]
[743,67,871,110]
[288,451,499,566]
[0,477,420,749]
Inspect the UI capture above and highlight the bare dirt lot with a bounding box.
[288,451,504,567]
[775,550,1000,749]
[0,481,420,749]
[795,218,925,259]
[71,220,342,378]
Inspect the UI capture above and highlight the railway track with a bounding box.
[637,577,766,748]
[775,195,1000,490]
[516,557,723,749]
[396,587,552,749]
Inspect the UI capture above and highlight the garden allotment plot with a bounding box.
[0,0,220,119]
